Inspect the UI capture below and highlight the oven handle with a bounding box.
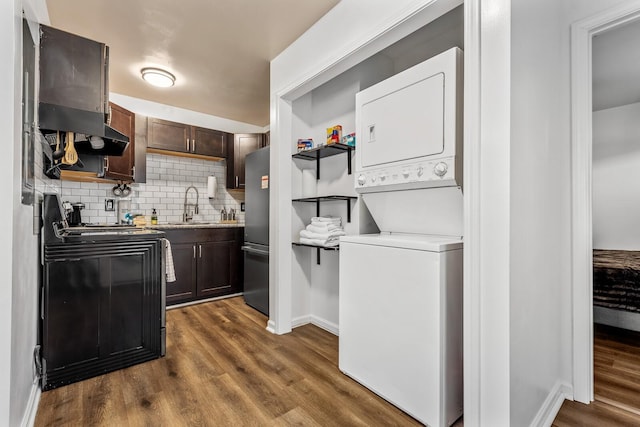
[241,245,269,256]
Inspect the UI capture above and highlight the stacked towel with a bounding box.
[299,216,345,247]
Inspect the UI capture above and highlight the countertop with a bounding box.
[146,222,244,230]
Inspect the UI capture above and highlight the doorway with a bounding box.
[571,0,640,405]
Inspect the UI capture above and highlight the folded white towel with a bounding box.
[300,237,340,247]
[306,223,342,233]
[165,239,176,283]
[311,216,341,224]
[300,229,346,240]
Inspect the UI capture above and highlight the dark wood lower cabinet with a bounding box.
[164,227,243,306]
[167,242,197,302]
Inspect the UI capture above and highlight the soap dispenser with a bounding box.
[151,208,158,225]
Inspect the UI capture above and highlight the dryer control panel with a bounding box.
[355,157,458,193]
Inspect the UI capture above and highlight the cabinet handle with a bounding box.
[192,139,196,152]
[199,244,202,258]
[193,244,196,259]
[104,157,109,172]
[235,176,239,187]
[186,138,190,152]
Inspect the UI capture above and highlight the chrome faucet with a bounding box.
[183,185,199,222]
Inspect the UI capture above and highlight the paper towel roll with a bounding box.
[302,169,317,198]
[207,176,217,199]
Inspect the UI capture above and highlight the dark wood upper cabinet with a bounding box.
[147,117,191,153]
[104,102,135,182]
[227,133,264,189]
[192,127,226,157]
[147,117,228,159]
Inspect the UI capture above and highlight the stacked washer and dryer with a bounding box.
[339,47,464,426]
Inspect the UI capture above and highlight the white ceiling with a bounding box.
[593,18,640,112]
[45,0,340,126]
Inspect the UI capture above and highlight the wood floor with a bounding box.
[35,296,444,426]
[553,324,640,426]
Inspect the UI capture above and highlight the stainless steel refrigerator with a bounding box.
[242,146,269,315]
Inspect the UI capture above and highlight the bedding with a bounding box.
[593,249,640,313]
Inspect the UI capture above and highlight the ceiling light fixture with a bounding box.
[141,67,176,88]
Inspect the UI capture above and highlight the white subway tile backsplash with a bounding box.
[60,153,244,225]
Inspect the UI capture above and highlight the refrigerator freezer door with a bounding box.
[242,243,269,315]
[244,146,269,246]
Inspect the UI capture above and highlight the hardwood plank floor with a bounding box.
[553,324,640,426]
[36,296,450,426]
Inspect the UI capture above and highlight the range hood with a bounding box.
[38,25,129,156]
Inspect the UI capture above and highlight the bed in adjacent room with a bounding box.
[593,249,640,331]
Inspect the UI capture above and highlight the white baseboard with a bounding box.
[530,380,572,427]
[291,314,339,336]
[266,319,276,334]
[291,315,311,329]
[21,383,41,427]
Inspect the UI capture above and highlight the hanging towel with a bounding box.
[165,239,176,283]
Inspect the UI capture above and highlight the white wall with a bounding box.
[592,102,640,250]
[509,0,572,424]
[5,0,49,426]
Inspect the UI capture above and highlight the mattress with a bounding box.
[593,249,640,313]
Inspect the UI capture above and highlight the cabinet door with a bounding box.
[191,127,226,158]
[147,118,190,153]
[228,133,263,189]
[166,242,197,305]
[44,257,102,370]
[197,241,234,297]
[104,102,135,181]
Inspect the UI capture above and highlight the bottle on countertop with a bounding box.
[221,207,227,221]
[151,208,158,225]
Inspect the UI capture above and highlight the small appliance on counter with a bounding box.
[39,193,166,390]
[63,201,84,226]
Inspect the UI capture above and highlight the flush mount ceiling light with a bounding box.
[141,67,176,88]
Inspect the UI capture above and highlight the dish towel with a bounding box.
[164,239,176,283]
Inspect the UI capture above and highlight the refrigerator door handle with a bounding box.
[241,245,269,256]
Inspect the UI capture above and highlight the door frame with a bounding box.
[570,0,640,404]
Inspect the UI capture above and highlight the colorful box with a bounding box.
[342,132,356,147]
[326,125,342,145]
[297,138,313,152]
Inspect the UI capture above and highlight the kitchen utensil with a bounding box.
[112,184,123,196]
[52,131,64,160]
[63,131,78,165]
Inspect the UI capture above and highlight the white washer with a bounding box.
[339,233,463,427]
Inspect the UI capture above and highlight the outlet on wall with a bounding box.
[105,199,115,211]
[240,202,245,212]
